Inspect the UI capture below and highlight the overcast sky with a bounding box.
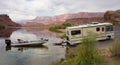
[0,0,120,22]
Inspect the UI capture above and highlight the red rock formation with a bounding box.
[0,14,20,27]
[104,10,120,24]
[65,17,104,25]
[23,12,104,26]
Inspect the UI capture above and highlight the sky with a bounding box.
[0,0,120,22]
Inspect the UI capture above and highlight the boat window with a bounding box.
[106,25,113,31]
[96,27,100,32]
[102,27,104,31]
[71,30,81,35]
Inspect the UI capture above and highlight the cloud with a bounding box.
[0,0,120,22]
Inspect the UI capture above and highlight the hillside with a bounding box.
[0,14,20,27]
[104,10,120,25]
[65,9,120,25]
[65,17,104,25]
[22,12,104,26]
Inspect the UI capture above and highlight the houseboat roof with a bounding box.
[67,22,112,29]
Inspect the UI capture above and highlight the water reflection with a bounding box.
[5,45,48,52]
[0,28,18,37]
[10,29,39,43]
[0,28,66,65]
[5,46,11,51]
[9,28,59,43]
[22,28,59,38]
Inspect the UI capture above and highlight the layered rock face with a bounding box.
[23,12,104,25]
[0,14,20,27]
[65,17,104,25]
[104,10,120,24]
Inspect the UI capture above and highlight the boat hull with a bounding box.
[11,41,46,47]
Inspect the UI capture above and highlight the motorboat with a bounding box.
[5,38,48,47]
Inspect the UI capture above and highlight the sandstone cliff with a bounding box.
[104,10,120,24]
[65,17,104,25]
[0,14,20,27]
[23,12,104,26]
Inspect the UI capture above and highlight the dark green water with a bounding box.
[0,28,66,65]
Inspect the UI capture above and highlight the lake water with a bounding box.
[0,28,66,65]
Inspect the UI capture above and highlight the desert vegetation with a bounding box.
[60,33,66,39]
[49,22,72,33]
[52,33,120,65]
[109,38,120,57]
[52,34,105,65]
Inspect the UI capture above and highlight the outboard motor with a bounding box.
[5,39,11,46]
[41,38,48,41]
[44,39,48,41]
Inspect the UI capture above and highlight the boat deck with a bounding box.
[11,41,46,47]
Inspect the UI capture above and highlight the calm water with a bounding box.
[0,28,66,65]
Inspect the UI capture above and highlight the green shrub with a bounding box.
[75,35,104,65]
[52,33,105,65]
[60,33,66,39]
[49,22,72,32]
[49,26,62,33]
[62,23,72,29]
[109,38,120,56]
[62,23,72,27]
